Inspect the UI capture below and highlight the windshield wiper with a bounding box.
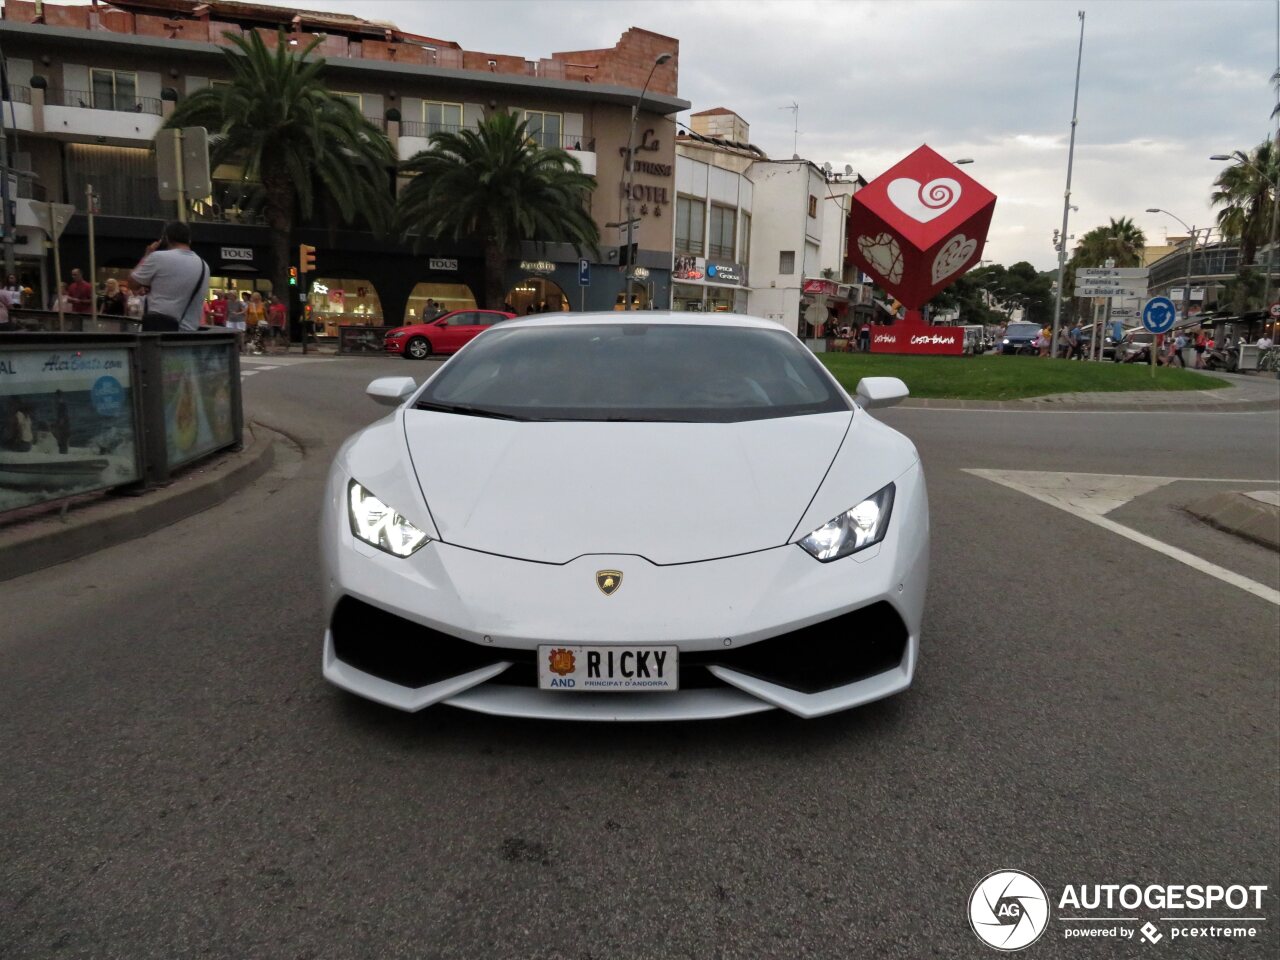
[413,400,528,421]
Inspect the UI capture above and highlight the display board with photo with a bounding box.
[0,348,140,512]
[162,343,237,469]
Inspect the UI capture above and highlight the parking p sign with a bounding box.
[1141,297,1177,335]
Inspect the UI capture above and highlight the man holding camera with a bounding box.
[130,220,209,332]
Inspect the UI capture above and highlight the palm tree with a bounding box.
[1071,216,1147,268]
[1211,140,1279,266]
[397,112,599,309]
[164,30,394,306]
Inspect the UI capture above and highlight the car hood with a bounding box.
[402,411,853,564]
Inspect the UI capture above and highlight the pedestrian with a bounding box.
[1193,330,1207,369]
[859,322,871,353]
[268,294,288,349]
[124,282,145,321]
[48,282,73,313]
[1256,332,1273,349]
[1058,325,1072,360]
[97,277,126,316]
[225,287,248,349]
[129,220,210,332]
[1170,331,1187,367]
[3,273,23,307]
[66,268,93,314]
[247,291,268,354]
[423,298,438,322]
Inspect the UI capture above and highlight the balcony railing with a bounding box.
[362,115,386,131]
[708,243,735,261]
[45,89,163,116]
[399,120,466,139]
[675,238,704,256]
[532,133,595,152]
[2,85,32,105]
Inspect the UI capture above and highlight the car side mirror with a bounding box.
[854,376,909,410]
[366,376,416,407]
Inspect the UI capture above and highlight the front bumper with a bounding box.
[383,336,406,355]
[320,461,929,721]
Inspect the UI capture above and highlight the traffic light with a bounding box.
[289,266,298,286]
[299,243,317,273]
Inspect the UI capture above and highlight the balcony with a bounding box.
[1,86,35,132]
[394,123,596,173]
[40,88,165,143]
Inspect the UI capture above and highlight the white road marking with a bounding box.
[966,468,1280,606]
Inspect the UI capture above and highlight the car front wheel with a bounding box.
[405,336,431,360]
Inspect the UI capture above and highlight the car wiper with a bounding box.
[413,400,528,421]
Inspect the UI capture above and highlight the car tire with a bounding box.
[405,337,431,360]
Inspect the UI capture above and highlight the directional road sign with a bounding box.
[157,127,211,201]
[1141,297,1177,334]
[32,201,75,241]
[1078,267,1149,279]
[1076,285,1149,298]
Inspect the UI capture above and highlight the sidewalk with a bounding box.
[1186,489,1280,550]
[902,371,1280,412]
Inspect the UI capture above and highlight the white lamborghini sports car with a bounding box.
[320,313,929,720]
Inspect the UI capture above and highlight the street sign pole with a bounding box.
[87,182,97,325]
[49,201,64,331]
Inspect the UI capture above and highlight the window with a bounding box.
[90,69,137,111]
[424,100,463,134]
[709,205,736,261]
[334,92,363,111]
[523,110,563,149]
[739,213,751,268]
[675,196,706,256]
[210,79,232,89]
[808,194,818,218]
[779,250,796,275]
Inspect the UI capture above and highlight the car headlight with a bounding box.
[798,483,895,562]
[1001,338,1010,344]
[348,480,430,557]
[386,330,407,338]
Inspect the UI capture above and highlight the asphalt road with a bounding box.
[2,355,1278,960]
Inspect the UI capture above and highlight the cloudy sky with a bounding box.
[268,0,1275,271]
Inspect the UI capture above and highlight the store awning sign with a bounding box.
[220,246,253,262]
[429,258,458,271]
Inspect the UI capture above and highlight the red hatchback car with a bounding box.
[384,309,517,359]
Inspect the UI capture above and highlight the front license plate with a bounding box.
[537,645,678,692]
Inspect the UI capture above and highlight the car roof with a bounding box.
[495,311,789,332]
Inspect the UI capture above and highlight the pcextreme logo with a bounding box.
[969,872,1270,950]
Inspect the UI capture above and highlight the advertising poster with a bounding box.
[162,344,236,468]
[0,348,139,512]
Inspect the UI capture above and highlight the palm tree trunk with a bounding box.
[484,240,507,310]
[263,172,295,345]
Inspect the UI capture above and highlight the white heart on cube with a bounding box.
[857,233,904,284]
[932,234,977,284]
[887,177,962,223]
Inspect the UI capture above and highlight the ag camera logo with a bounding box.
[969,869,1050,951]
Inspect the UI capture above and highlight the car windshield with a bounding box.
[414,323,851,423]
[1006,323,1040,338]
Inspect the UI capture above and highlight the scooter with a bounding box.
[1204,345,1237,372]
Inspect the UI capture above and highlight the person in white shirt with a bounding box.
[1257,335,1274,349]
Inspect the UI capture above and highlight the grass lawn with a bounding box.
[817,353,1227,401]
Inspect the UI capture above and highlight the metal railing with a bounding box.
[44,89,163,116]
[707,243,735,261]
[2,85,32,104]
[532,132,595,152]
[399,120,466,138]
[362,115,386,131]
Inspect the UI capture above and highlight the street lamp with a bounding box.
[1147,207,1206,331]
[1211,152,1279,310]
[622,51,673,310]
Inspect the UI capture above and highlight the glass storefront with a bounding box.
[307,278,383,336]
[507,277,569,315]
[405,282,476,323]
[672,283,745,313]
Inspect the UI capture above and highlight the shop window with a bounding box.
[523,110,563,149]
[779,250,795,275]
[90,69,137,111]
[307,278,383,336]
[424,101,463,135]
[675,196,705,256]
[507,277,569,315]
[709,205,735,261]
[406,282,476,322]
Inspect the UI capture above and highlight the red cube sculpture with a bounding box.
[846,145,997,354]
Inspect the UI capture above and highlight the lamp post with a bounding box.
[1050,11,1086,363]
[1210,153,1279,310]
[622,51,673,311]
[1147,207,1207,340]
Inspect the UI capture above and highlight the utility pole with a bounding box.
[1050,10,1086,361]
[0,35,16,280]
[87,183,98,324]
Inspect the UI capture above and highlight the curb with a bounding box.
[1185,493,1280,551]
[0,423,277,583]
